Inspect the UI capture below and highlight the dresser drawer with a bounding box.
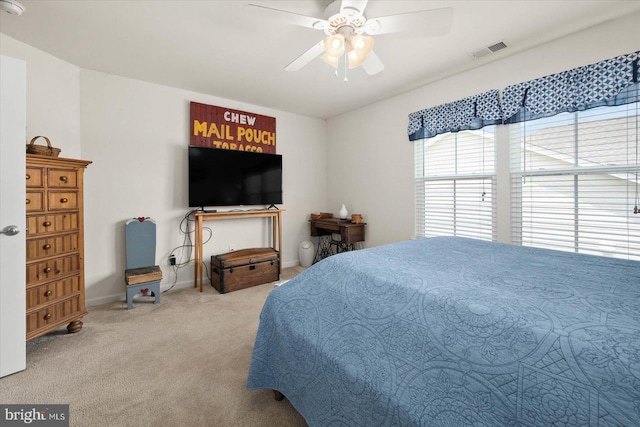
[26,191,45,212]
[26,295,82,338]
[26,276,80,310]
[26,213,80,237]
[26,167,44,187]
[27,233,79,261]
[26,254,80,285]
[48,168,78,188]
[48,191,78,211]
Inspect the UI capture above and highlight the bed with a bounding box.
[246,236,640,426]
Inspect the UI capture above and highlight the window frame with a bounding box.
[415,127,497,241]
[509,104,639,260]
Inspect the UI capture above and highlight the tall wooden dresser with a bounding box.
[25,154,91,340]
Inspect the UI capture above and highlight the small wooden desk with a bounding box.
[193,209,283,292]
[309,218,366,262]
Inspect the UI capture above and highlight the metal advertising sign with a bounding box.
[190,102,276,153]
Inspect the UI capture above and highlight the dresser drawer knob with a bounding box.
[43,221,52,227]
[44,290,53,297]
[60,176,69,183]
[44,313,52,320]
[26,199,30,205]
[60,198,68,203]
[26,173,31,180]
[44,267,52,273]
[43,244,51,250]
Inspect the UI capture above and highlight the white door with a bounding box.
[0,55,27,377]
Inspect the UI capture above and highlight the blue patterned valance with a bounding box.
[408,51,640,141]
[408,90,502,141]
[502,51,639,124]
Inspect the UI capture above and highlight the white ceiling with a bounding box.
[2,0,639,119]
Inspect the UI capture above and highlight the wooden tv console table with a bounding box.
[192,209,283,292]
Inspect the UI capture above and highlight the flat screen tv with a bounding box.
[188,146,282,208]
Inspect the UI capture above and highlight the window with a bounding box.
[410,51,639,259]
[415,127,496,240]
[510,102,640,260]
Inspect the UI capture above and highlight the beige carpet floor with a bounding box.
[0,267,307,427]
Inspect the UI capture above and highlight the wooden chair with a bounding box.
[125,217,162,309]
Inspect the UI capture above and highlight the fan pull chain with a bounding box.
[343,49,348,83]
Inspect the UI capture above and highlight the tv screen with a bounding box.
[188,146,282,208]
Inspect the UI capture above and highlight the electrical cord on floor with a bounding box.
[163,209,212,293]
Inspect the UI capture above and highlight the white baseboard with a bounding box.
[85,279,193,307]
[281,260,301,269]
[86,263,301,307]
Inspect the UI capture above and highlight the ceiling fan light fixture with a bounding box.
[347,50,367,69]
[351,34,373,56]
[324,34,345,57]
[321,53,340,69]
[347,35,374,69]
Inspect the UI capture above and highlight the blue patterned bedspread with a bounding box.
[246,237,640,426]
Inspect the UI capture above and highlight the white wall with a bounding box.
[1,33,327,307]
[79,71,327,305]
[327,101,415,248]
[326,11,640,248]
[0,34,81,158]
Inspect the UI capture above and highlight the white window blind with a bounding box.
[510,102,640,260]
[415,128,496,240]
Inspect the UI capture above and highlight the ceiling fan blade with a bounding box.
[340,0,368,17]
[245,4,328,30]
[285,40,325,71]
[361,50,384,75]
[365,7,453,37]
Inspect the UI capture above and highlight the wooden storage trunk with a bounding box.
[211,247,279,294]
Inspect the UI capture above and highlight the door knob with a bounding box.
[1,225,20,236]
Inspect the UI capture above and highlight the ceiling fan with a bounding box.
[246,0,453,80]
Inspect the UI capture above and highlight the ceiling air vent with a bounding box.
[471,41,508,59]
[488,41,507,52]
